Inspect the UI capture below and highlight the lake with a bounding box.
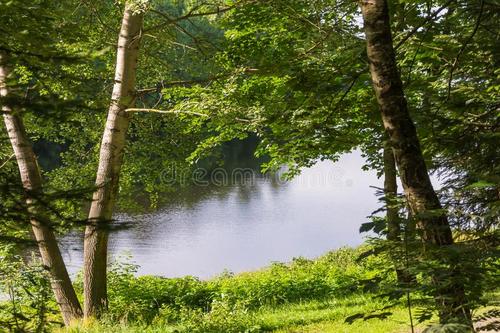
[60,151,381,279]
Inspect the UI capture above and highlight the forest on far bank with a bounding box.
[0,0,498,332]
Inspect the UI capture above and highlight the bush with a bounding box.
[211,248,364,309]
[0,249,60,332]
[154,300,261,333]
[83,260,215,323]
[98,247,366,324]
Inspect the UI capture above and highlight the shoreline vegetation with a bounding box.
[2,246,497,332]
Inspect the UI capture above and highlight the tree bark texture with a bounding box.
[0,51,83,326]
[359,0,470,324]
[83,4,144,318]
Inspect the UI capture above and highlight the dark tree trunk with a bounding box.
[360,0,470,324]
[83,3,143,318]
[0,52,83,326]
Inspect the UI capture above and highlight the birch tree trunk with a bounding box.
[359,0,470,324]
[0,51,83,326]
[83,4,144,318]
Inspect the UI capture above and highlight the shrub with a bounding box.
[155,300,261,333]
[0,250,60,332]
[100,247,366,324]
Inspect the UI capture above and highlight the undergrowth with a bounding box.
[1,246,497,332]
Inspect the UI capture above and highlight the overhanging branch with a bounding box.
[125,108,209,117]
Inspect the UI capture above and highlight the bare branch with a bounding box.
[146,1,252,33]
[136,68,259,96]
[125,108,208,117]
[0,154,15,169]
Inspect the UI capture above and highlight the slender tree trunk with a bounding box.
[359,0,470,324]
[384,140,400,242]
[83,4,143,318]
[0,51,83,326]
[383,140,404,280]
[384,140,416,285]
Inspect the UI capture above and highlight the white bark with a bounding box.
[0,51,83,326]
[83,3,144,318]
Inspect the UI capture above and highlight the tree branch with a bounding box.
[145,1,251,33]
[394,0,455,50]
[0,154,15,169]
[125,108,208,117]
[136,69,259,95]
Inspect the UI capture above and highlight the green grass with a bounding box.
[4,246,496,332]
[60,247,425,333]
[255,297,420,333]
[64,296,422,333]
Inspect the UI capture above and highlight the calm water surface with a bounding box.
[60,152,381,278]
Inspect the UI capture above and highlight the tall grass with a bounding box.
[85,247,369,323]
[4,246,495,332]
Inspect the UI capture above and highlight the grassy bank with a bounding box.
[65,296,419,333]
[3,246,497,332]
[64,247,421,332]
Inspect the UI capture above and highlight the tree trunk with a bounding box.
[384,140,415,285]
[83,4,143,318]
[359,0,470,324]
[0,51,83,326]
[384,140,400,242]
[383,140,404,279]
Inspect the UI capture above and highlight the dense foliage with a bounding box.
[0,0,498,331]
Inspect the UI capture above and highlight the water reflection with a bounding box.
[60,151,381,279]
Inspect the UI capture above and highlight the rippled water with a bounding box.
[60,151,381,279]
